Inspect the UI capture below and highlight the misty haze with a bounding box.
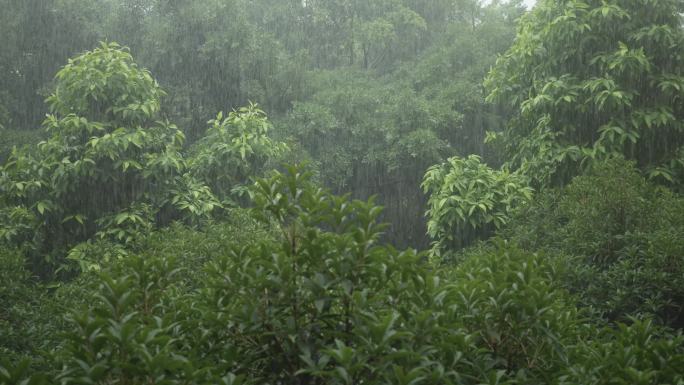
[1,0,683,383]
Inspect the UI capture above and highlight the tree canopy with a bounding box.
[2,0,684,383]
[485,0,684,186]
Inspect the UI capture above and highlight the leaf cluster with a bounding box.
[422,155,533,258]
[486,0,684,187]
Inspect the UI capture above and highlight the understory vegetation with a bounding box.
[2,0,684,383]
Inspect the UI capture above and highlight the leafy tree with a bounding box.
[0,43,218,275]
[486,0,684,187]
[422,155,532,258]
[276,0,523,249]
[274,0,427,70]
[123,0,306,136]
[188,103,288,204]
[281,69,467,248]
[203,165,457,383]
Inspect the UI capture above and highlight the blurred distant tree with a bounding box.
[252,0,428,70]
[280,1,523,248]
[486,0,684,187]
[0,0,103,130]
[282,71,456,247]
[137,0,254,138]
[107,0,309,137]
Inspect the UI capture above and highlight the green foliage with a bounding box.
[45,42,164,125]
[486,0,684,187]
[503,157,684,327]
[444,242,581,382]
[195,166,583,384]
[0,247,62,368]
[0,205,38,246]
[0,0,102,130]
[0,43,218,274]
[560,319,684,385]
[1,206,271,379]
[270,0,522,249]
[3,1,684,383]
[1,166,456,384]
[189,103,287,203]
[0,128,43,164]
[284,71,455,190]
[568,232,684,327]
[64,203,155,273]
[423,155,533,258]
[1,0,524,250]
[204,165,469,384]
[281,70,458,248]
[51,255,228,385]
[3,165,684,385]
[0,248,36,362]
[66,240,129,274]
[0,360,49,385]
[557,158,663,260]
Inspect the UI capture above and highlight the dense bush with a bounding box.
[0,248,41,363]
[442,241,581,383]
[503,157,684,327]
[0,247,88,369]
[560,319,684,385]
[202,166,470,384]
[3,165,684,384]
[0,207,270,376]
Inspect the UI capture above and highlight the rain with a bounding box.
[1,0,684,383]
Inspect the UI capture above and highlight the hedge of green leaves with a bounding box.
[3,165,683,385]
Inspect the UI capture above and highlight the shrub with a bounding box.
[51,254,228,385]
[560,319,684,385]
[444,241,581,383]
[4,165,683,385]
[0,248,59,368]
[0,248,37,363]
[557,158,661,263]
[202,165,476,384]
[502,157,684,327]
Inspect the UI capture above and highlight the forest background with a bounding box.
[1,0,684,384]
